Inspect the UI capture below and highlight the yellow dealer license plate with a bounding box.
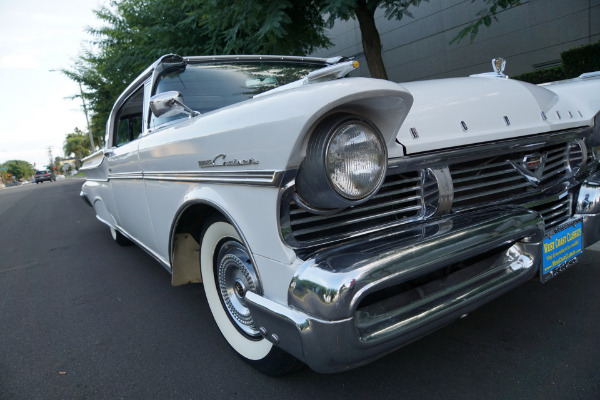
[541,220,583,283]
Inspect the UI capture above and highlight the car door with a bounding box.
[106,81,159,253]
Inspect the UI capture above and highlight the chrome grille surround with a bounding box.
[279,127,598,249]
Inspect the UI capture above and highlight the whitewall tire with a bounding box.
[200,219,302,375]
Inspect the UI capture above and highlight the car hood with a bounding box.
[394,76,596,155]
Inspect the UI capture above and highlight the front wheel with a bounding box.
[200,219,302,376]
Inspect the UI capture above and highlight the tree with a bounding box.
[196,0,331,55]
[64,128,91,169]
[319,0,424,80]
[65,0,332,148]
[451,0,522,44]
[63,0,212,150]
[1,160,35,181]
[317,0,522,79]
[65,0,521,139]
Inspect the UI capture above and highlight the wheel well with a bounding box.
[170,203,224,286]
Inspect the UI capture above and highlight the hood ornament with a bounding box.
[492,57,507,77]
[469,57,509,79]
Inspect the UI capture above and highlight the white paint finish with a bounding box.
[107,140,159,252]
[138,77,412,171]
[397,76,594,154]
[252,254,302,305]
[542,77,600,120]
[81,57,600,299]
[179,184,296,266]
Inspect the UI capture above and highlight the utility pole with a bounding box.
[48,146,54,175]
[49,69,95,152]
[78,81,95,152]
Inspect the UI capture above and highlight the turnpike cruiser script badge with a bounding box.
[198,154,260,168]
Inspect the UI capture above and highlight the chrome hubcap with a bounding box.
[216,240,261,337]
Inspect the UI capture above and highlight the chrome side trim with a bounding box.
[84,178,110,182]
[143,170,285,186]
[105,170,285,186]
[109,172,144,180]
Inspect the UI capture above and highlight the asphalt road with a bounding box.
[1,179,599,400]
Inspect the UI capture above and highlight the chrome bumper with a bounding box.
[246,173,600,373]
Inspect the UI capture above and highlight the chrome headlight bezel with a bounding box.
[296,114,388,210]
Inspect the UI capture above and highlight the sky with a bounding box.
[0,0,103,168]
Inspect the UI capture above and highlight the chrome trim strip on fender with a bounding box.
[106,170,286,186]
[143,170,284,186]
[109,172,144,180]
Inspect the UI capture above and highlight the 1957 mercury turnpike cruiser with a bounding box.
[80,54,600,375]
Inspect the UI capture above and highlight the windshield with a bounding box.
[150,61,324,128]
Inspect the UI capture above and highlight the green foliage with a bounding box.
[65,0,332,146]
[451,0,521,44]
[319,0,426,79]
[562,41,600,78]
[1,160,35,181]
[64,0,527,132]
[198,0,331,55]
[512,41,600,84]
[320,0,425,24]
[64,128,91,169]
[511,66,566,85]
[63,0,213,149]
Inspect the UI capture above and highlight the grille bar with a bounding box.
[450,142,571,208]
[286,171,424,244]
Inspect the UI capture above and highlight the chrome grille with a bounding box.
[527,195,572,231]
[282,129,595,248]
[287,171,424,244]
[450,142,568,208]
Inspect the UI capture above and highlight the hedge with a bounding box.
[512,41,600,84]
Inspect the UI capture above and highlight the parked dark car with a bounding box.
[34,170,54,183]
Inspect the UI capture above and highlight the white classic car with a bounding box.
[81,54,600,375]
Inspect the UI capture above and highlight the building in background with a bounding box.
[311,0,599,82]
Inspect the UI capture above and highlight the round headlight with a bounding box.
[296,114,387,210]
[326,121,387,199]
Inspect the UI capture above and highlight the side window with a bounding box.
[113,85,144,147]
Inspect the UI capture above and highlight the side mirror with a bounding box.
[149,91,199,118]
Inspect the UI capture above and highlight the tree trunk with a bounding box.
[355,0,388,80]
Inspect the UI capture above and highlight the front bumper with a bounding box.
[246,173,600,373]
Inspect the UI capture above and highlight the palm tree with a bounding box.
[64,128,91,169]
